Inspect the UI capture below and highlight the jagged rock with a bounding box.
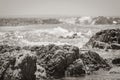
[24,44,110,78]
[65,50,110,76]
[80,50,110,73]
[29,44,79,78]
[46,50,66,78]
[45,45,79,78]
[0,50,37,80]
[0,44,111,79]
[86,29,120,49]
[65,59,85,77]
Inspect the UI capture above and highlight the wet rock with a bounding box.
[23,44,110,78]
[65,59,85,77]
[111,43,120,49]
[91,41,111,50]
[30,44,79,78]
[45,45,79,78]
[80,50,110,72]
[46,50,66,78]
[0,44,111,79]
[0,50,37,80]
[112,58,120,66]
[86,29,120,49]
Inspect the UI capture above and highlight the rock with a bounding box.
[86,29,120,49]
[30,44,79,78]
[0,44,111,79]
[14,50,37,80]
[111,43,120,49]
[65,50,110,76]
[80,50,110,73]
[65,59,85,77]
[23,44,110,78]
[112,58,120,66]
[0,50,37,80]
[92,40,111,50]
[46,50,66,78]
[0,45,21,53]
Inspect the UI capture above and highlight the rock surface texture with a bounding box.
[0,44,110,79]
[86,29,120,50]
[0,50,37,80]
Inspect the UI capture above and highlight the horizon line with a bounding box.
[0,15,120,18]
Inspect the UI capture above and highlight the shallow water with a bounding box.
[58,70,120,80]
[61,75,120,80]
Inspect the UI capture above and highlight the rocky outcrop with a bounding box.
[0,50,37,80]
[65,59,85,76]
[28,44,109,78]
[65,50,110,76]
[0,44,110,79]
[80,50,110,73]
[46,48,79,78]
[86,29,120,50]
[26,44,79,78]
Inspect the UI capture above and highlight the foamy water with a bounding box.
[0,26,92,48]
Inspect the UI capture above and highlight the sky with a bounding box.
[0,0,120,17]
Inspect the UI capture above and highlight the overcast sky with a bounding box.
[0,0,120,17]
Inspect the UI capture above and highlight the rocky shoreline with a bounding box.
[0,29,120,80]
[0,44,110,80]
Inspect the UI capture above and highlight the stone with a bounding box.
[0,50,37,80]
[65,59,85,77]
[112,58,120,66]
[86,29,120,50]
[32,44,79,78]
[80,50,110,73]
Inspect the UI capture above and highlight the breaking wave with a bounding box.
[0,27,92,48]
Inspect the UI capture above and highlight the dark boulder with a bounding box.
[111,43,120,49]
[65,50,110,76]
[23,44,110,78]
[80,50,110,73]
[46,50,66,78]
[86,29,120,49]
[0,44,111,79]
[31,44,79,78]
[112,58,120,66]
[65,59,85,77]
[0,50,37,80]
